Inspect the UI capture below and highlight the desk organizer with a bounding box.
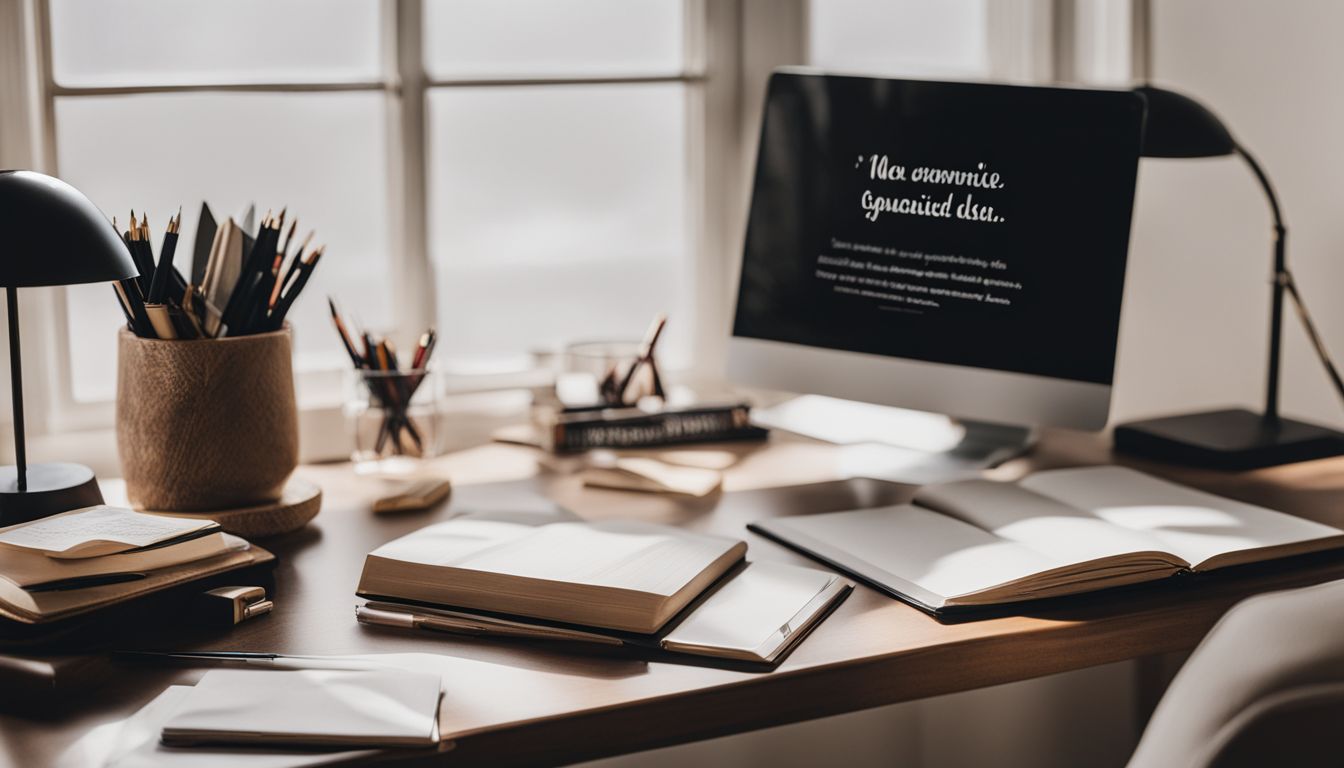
[115,326,317,536]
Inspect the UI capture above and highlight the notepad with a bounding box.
[160,668,443,749]
[0,506,218,560]
[580,456,723,497]
[60,685,379,768]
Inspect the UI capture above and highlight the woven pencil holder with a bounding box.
[116,326,299,512]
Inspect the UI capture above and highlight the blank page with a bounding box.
[455,521,742,597]
[915,479,1181,566]
[755,505,1060,606]
[1021,466,1344,567]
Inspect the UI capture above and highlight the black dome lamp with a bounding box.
[0,171,139,524]
[1114,86,1344,469]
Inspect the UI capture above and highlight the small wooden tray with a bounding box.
[141,478,321,539]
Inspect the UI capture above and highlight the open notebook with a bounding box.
[751,466,1344,616]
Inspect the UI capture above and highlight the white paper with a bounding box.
[58,686,376,768]
[162,668,442,748]
[0,507,215,559]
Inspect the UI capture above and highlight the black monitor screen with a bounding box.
[732,73,1144,385]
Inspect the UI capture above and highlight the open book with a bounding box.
[357,515,747,634]
[751,466,1344,615]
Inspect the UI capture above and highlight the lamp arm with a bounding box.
[1236,144,1287,423]
[1236,144,1344,422]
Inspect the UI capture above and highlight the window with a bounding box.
[39,0,701,422]
[808,0,991,79]
[20,0,1056,447]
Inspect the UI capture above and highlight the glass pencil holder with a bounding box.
[345,369,439,472]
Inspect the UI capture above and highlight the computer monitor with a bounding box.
[728,71,1145,431]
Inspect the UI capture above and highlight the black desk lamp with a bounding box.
[1113,86,1344,469]
[0,171,139,524]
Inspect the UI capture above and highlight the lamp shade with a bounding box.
[1135,85,1237,159]
[0,170,138,287]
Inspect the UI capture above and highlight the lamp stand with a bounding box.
[1114,146,1344,470]
[0,286,104,525]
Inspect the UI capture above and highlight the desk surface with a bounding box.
[6,429,1344,767]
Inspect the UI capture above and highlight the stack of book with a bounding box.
[355,511,851,666]
[0,506,271,627]
[500,402,770,454]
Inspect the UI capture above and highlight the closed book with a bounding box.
[356,512,747,635]
[538,403,768,453]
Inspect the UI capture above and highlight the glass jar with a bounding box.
[345,369,438,472]
[559,340,644,407]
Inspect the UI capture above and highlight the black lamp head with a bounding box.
[1134,85,1237,159]
[0,170,138,288]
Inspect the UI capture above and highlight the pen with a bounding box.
[110,650,394,671]
[356,604,624,647]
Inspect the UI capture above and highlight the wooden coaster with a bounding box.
[143,478,322,539]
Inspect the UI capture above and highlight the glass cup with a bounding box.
[346,369,438,472]
[558,340,644,407]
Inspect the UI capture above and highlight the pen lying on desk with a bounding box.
[110,650,394,670]
[356,603,624,647]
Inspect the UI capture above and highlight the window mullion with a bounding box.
[387,0,436,348]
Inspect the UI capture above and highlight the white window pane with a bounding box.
[427,84,689,366]
[56,92,393,402]
[808,0,989,79]
[49,0,382,87]
[424,0,683,78]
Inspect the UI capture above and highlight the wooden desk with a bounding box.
[5,429,1344,767]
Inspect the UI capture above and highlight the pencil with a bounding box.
[267,246,322,329]
[328,297,365,368]
[147,210,179,303]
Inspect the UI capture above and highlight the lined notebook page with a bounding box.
[1021,466,1344,567]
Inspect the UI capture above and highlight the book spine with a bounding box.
[551,407,764,453]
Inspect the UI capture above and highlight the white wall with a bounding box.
[1112,0,1344,428]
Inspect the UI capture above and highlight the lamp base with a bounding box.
[1113,408,1344,470]
[0,462,104,526]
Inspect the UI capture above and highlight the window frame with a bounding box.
[24,0,718,447]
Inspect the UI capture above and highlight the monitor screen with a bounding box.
[732,73,1144,386]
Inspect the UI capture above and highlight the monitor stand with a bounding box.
[837,419,1034,486]
[752,395,1035,485]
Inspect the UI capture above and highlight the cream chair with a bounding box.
[1127,579,1344,768]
